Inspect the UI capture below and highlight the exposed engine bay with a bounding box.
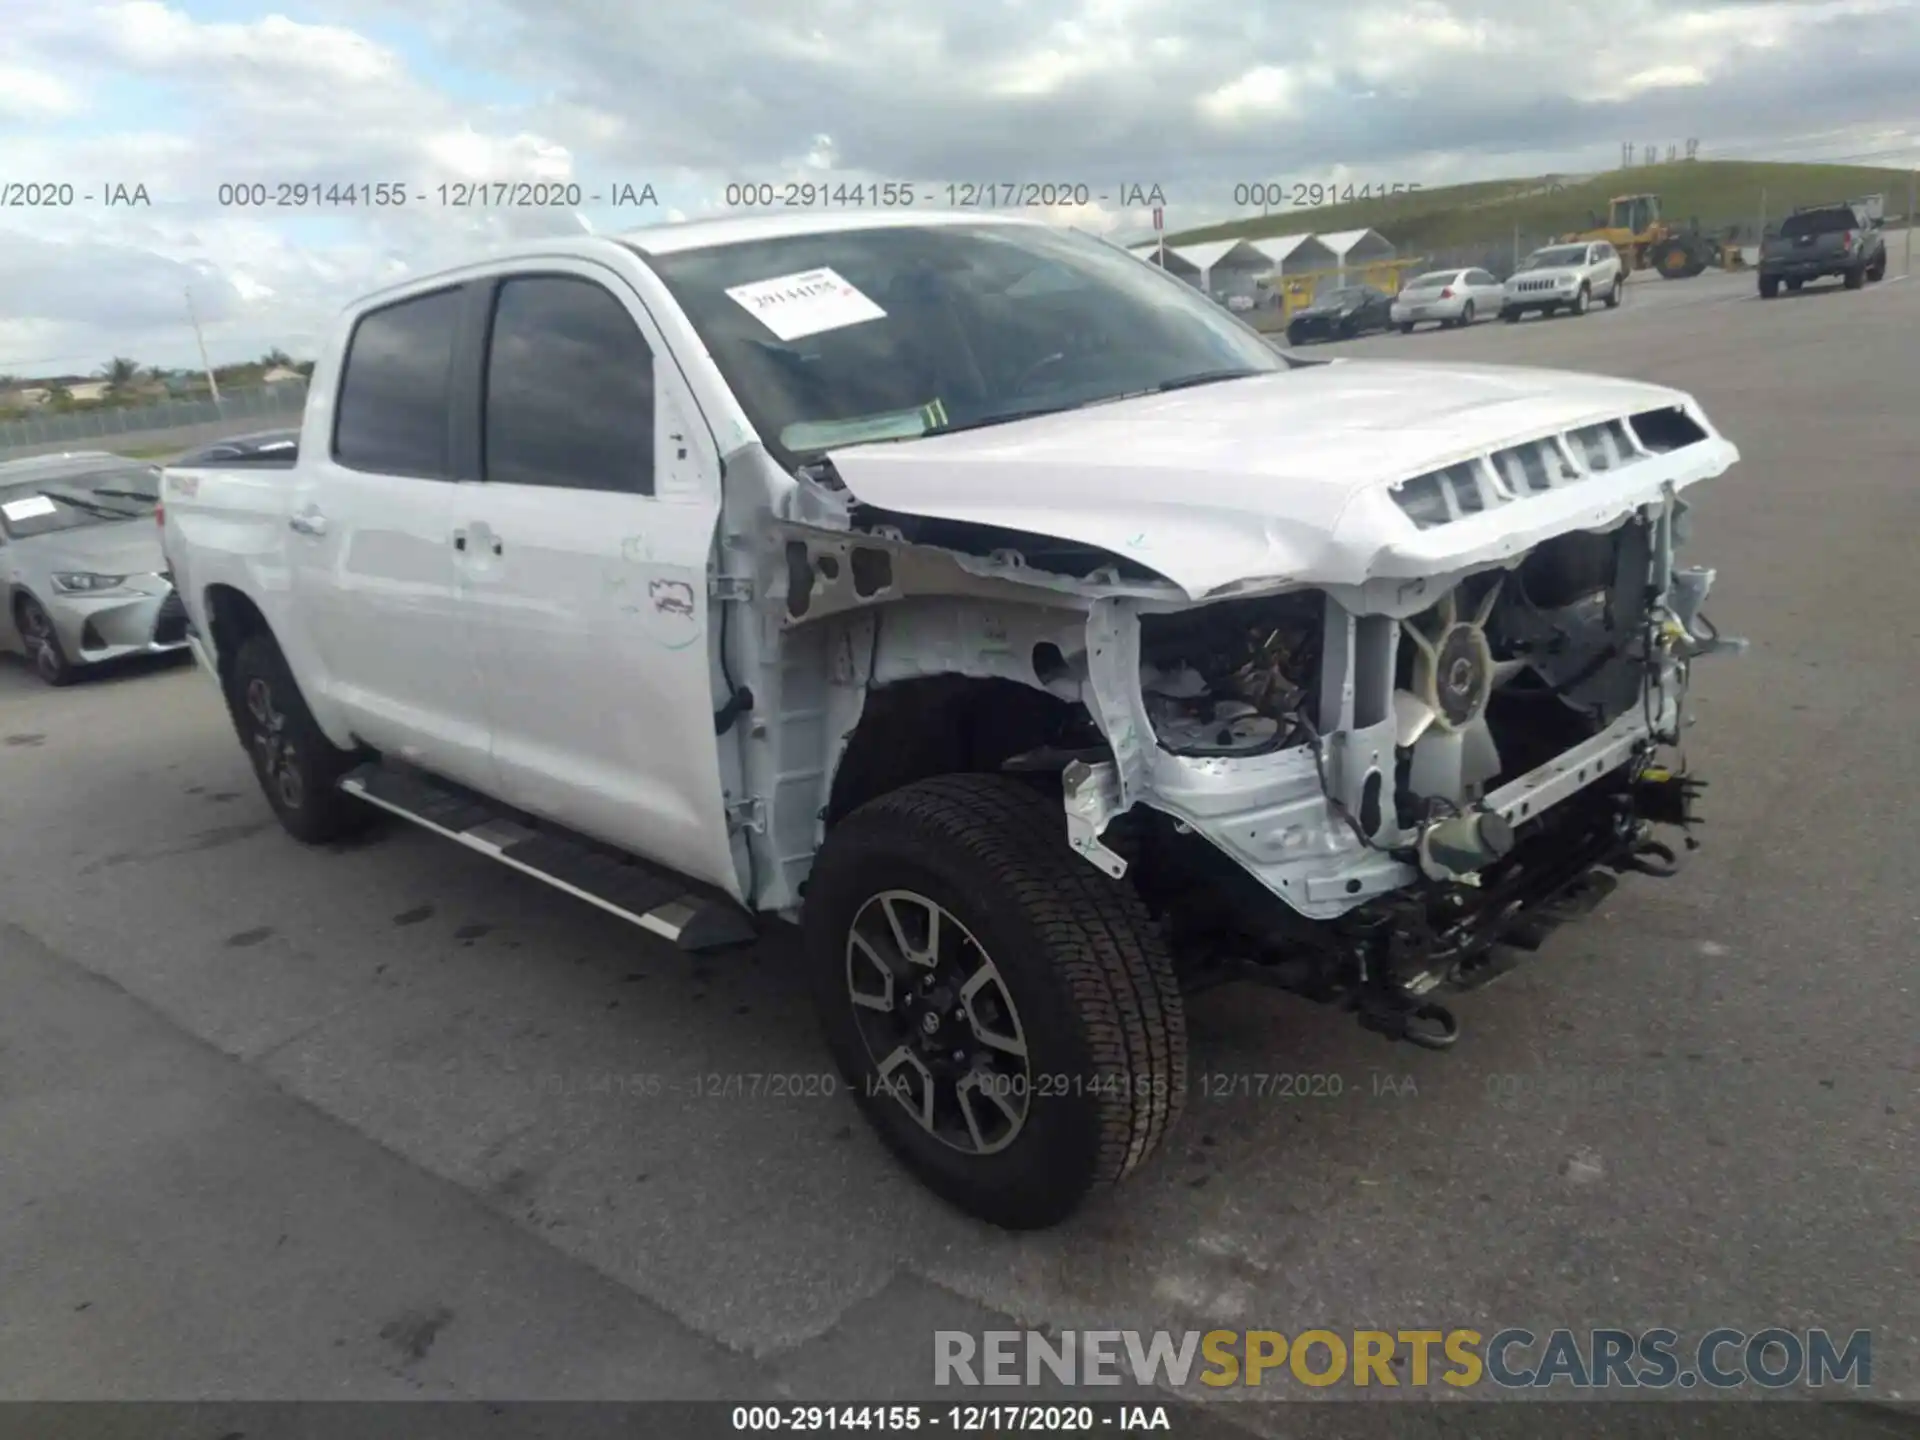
[1138,592,1324,758]
[1087,500,1741,1050]
[1136,519,1672,811]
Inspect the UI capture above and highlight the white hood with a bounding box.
[826,359,1738,599]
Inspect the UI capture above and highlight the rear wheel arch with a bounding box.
[202,583,271,686]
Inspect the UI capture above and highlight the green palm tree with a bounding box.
[100,357,142,393]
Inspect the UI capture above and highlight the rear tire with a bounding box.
[803,774,1187,1230]
[225,632,374,844]
[1759,274,1780,299]
[1457,300,1476,327]
[1786,279,1804,293]
[14,595,74,687]
[1844,265,1864,290]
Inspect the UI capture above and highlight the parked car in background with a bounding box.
[1757,203,1887,297]
[170,428,300,468]
[1391,268,1505,332]
[1286,284,1394,344]
[0,452,187,686]
[1501,242,1625,321]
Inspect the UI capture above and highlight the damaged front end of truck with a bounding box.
[758,371,1745,1049]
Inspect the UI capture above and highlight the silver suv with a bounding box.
[1502,241,1626,321]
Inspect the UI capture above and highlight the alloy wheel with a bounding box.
[846,889,1031,1155]
[245,675,305,810]
[20,603,62,683]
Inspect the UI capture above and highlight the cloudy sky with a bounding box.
[3,0,1917,377]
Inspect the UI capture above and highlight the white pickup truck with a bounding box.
[162,210,1744,1228]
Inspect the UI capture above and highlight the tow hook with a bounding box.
[1355,992,1460,1051]
[1620,838,1681,877]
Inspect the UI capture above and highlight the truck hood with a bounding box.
[825,358,1739,600]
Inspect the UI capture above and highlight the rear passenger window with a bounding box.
[333,287,463,478]
[483,275,655,494]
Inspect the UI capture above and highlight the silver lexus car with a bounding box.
[0,451,189,686]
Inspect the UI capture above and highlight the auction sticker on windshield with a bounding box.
[725,267,886,341]
[1,495,57,522]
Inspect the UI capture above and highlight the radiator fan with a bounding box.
[1392,577,1529,803]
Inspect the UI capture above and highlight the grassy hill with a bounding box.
[1166,160,1914,253]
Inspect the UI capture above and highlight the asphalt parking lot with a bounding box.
[3,264,1919,1431]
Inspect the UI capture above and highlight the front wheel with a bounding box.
[14,595,74,686]
[1398,322,1414,334]
[1456,301,1476,327]
[1502,307,1521,323]
[1867,256,1886,282]
[225,632,374,844]
[1571,283,1591,315]
[1605,275,1623,308]
[803,774,1187,1230]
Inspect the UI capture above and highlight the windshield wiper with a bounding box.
[86,487,160,503]
[822,370,1272,451]
[923,401,1092,439]
[1151,368,1265,393]
[41,491,142,520]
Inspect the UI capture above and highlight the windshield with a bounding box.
[1521,246,1589,270]
[1319,287,1369,304]
[639,221,1285,469]
[0,462,160,540]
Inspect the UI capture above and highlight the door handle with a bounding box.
[453,527,501,556]
[289,511,327,537]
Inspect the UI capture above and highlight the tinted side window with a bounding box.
[483,275,654,494]
[334,287,463,478]
[1468,270,1495,285]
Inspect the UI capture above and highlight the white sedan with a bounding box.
[1390,267,1506,332]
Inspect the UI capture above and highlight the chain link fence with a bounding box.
[0,382,308,458]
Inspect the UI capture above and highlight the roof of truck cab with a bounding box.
[619,208,1037,255]
[339,210,1050,314]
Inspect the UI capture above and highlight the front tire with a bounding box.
[15,595,74,686]
[1502,306,1521,323]
[1571,283,1591,315]
[225,632,374,844]
[1455,301,1476,328]
[803,774,1187,1230]
[1605,275,1623,308]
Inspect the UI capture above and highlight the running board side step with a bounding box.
[338,762,756,952]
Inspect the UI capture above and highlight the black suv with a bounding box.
[1758,204,1887,297]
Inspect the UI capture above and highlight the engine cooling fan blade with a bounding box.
[1405,715,1504,800]
[1393,574,1529,802]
